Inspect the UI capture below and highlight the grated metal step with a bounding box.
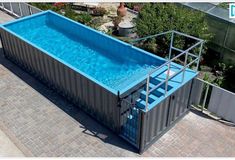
[136,76,173,110]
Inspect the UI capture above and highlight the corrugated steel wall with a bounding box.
[10,3,21,16]
[190,78,235,124]
[0,3,42,17]
[208,86,235,123]
[189,78,204,106]
[139,81,193,153]
[0,28,120,132]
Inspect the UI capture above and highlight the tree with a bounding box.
[134,3,212,57]
[30,3,61,13]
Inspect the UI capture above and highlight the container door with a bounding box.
[119,99,141,148]
[167,81,192,126]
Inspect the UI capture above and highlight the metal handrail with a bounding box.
[130,30,173,44]
[0,2,41,18]
[171,47,198,59]
[0,2,19,17]
[145,43,203,111]
[26,3,42,12]
[147,55,199,99]
[131,30,203,45]
[131,30,204,111]
[172,30,203,42]
[148,41,202,75]
[149,56,199,94]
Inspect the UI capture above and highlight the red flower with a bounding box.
[53,2,65,8]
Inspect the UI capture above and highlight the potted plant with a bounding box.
[117,2,127,17]
[112,16,122,30]
[92,7,107,16]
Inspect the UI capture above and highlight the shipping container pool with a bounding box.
[0,10,202,153]
[1,10,167,94]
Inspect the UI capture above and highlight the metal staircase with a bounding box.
[132,30,204,111]
[136,78,173,110]
[119,30,204,146]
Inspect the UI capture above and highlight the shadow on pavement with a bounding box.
[0,47,138,154]
[190,107,235,127]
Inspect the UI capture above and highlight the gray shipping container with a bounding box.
[1,17,194,153]
[139,80,192,153]
[0,28,120,132]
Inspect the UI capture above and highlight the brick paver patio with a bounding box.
[0,9,235,157]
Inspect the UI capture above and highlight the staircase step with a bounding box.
[149,89,164,98]
[151,78,166,88]
[150,77,173,91]
[150,78,161,85]
[136,99,147,109]
[135,72,174,110]
[136,89,166,109]
[140,90,158,101]
[150,67,167,78]
[148,82,167,95]
[148,82,155,89]
[140,92,155,103]
[158,87,166,94]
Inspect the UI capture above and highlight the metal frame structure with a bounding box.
[130,30,204,111]
[0,2,41,18]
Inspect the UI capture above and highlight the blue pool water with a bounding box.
[4,12,164,92]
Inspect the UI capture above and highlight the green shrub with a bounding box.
[135,3,212,57]
[30,3,60,12]
[218,3,229,9]
[125,3,143,11]
[215,62,227,72]
[203,73,213,83]
[92,7,107,16]
[125,3,135,9]
[30,3,52,10]
[64,6,78,21]
[112,16,122,30]
[31,3,92,25]
[213,76,224,86]
[64,6,92,24]
[76,13,92,24]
